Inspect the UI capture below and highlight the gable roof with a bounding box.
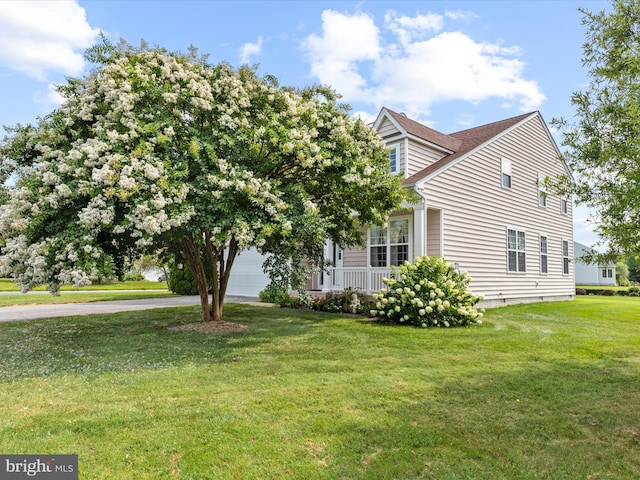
[375,107,571,187]
[383,108,462,153]
[405,112,535,186]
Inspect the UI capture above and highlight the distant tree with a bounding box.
[628,256,640,283]
[615,260,629,286]
[553,0,640,258]
[0,39,405,322]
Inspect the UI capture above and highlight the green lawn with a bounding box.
[0,277,172,307]
[0,290,176,307]
[0,277,168,292]
[1,296,639,479]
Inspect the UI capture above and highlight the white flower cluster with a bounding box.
[1,43,403,295]
[0,236,50,293]
[370,255,484,328]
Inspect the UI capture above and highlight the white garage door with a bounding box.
[225,248,270,297]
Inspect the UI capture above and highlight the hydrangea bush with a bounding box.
[370,255,484,327]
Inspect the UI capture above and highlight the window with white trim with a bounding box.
[562,240,570,275]
[369,218,410,267]
[602,268,613,278]
[540,235,548,274]
[538,173,547,207]
[388,144,400,174]
[560,197,568,214]
[507,229,526,272]
[501,158,512,189]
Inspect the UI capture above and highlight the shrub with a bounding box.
[309,289,364,314]
[258,285,289,304]
[630,292,640,297]
[168,264,198,295]
[576,288,587,295]
[629,286,640,293]
[124,272,145,282]
[370,255,483,327]
[601,289,615,296]
[279,294,303,308]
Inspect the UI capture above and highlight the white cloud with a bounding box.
[301,9,546,119]
[240,35,264,64]
[351,109,377,125]
[34,83,64,106]
[0,1,99,80]
[384,11,443,45]
[455,113,475,127]
[301,10,381,100]
[444,9,479,22]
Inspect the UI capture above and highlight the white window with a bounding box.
[507,229,526,272]
[602,268,613,278]
[540,235,548,274]
[369,218,410,267]
[501,158,512,189]
[388,144,400,174]
[562,240,570,275]
[560,197,568,214]
[538,174,547,207]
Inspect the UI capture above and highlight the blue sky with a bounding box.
[0,0,611,246]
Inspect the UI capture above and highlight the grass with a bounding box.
[0,296,639,479]
[0,290,176,307]
[0,277,173,307]
[0,277,168,292]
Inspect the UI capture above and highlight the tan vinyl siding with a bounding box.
[406,141,448,177]
[420,115,574,302]
[343,246,367,267]
[378,117,401,138]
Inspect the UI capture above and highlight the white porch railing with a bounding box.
[327,267,394,293]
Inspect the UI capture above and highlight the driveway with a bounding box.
[0,295,259,322]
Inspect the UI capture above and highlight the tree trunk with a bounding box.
[182,234,212,322]
[205,235,240,322]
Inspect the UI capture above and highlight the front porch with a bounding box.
[325,266,394,294]
[307,204,444,295]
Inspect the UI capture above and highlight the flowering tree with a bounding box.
[0,39,405,322]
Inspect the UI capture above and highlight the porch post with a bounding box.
[412,202,426,258]
[321,240,332,292]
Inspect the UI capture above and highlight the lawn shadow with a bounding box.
[0,303,338,381]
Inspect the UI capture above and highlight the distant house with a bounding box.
[308,107,575,307]
[573,241,616,286]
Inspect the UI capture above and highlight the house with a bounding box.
[573,241,616,286]
[309,107,575,307]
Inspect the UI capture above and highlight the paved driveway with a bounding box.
[0,295,258,322]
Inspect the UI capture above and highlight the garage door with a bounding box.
[225,248,270,297]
